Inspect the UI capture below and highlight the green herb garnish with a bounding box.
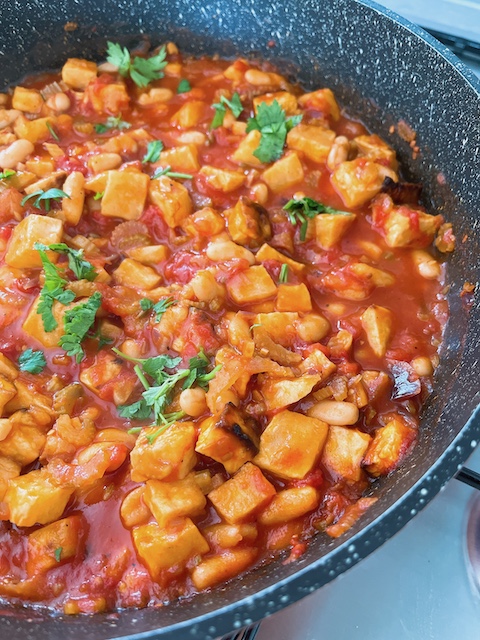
[18,348,47,374]
[177,79,191,93]
[93,191,104,201]
[246,100,302,163]
[59,291,102,363]
[151,166,193,180]
[142,140,164,164]
[114,348,220,435]
[211,92,243,129]
[21,189,70,212]
[106,41,168,88]
[46,121,60,141]
[34,246,76,332]
[140,297,175,321]
[95,114,131,134]
[283,196,350,241]
[54,547,62,562]
[0,169,15,180]
[279,263,289,283]
[36,242,97,282]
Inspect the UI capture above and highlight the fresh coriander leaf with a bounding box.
[34,245,76,332]
[283,196,350,241]
[18,348,47,374]
[144,411,186,443]
[107,41,168,88]
[118,398,152,420]
[140,296,175,321]
[130,48,167,87]
[142,354,182,381]
[106,41,131,76]
[59,291,102,362]
[246,100,302,163]
[95,114,131,134]
[46,121,59,141]
[0,169,15,180]
[279,263,289,283]
[37,242,97,281]
[211,92,243,129]
[151,166,193,180]
[54,547,62,563]
[21,188,70,213]
[177,78,191,93]
[93,191,104,200]
[142,140,163,164]
[127,426,143,434]
[140,298,154,311]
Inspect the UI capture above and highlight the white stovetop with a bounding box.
[257,3,480,639]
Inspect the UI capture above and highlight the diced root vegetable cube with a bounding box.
[14,116,56,143]
[226,265,277,305]
[62,58,97,89]
[261,152,304,192]
[259,486,319,525]
[170,101,207,128]
[22,296,73,348]
[255,410,329,479]
[5,214,63,269]
[331,159,397,208]
[321,425,372,482]
[113,258,161,290]
[253,91,298,115]
[315,213,356,249]
[195,403,260,474]
[0,374,17,416]
[130,422,197,482]
[27,515,85,576]
[276,283,312,312]
[363,418,416,477]
[208,462,276,524]
[149,175,192,227]
[286,124,336,163]
[101,171,149,220]
[132,518,209,580]
[200,166,246,193]
[298,88,340,120]
[5,469,74,527]
[226,196,272,248]
[127,244,169,264]
[0,456,21,501]
[143,474,206,527]
[255,242,305,274]
[354,134,397,168]
[258,374,321,411]
[12,87,43,113]
[232,130,264,167]
[361,304,393,358]
[159,144,199,173]
[191,548,258,590]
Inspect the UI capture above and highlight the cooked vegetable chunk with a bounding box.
[144,474,206,527]
[226,265,277,305]
[361,304,393,358]
[321,425,372,482]
[27,515,85,576]
[149,175,192,227]
[5,215,63,268]
[363,418,416,477]
[262,152,304,192]
[287,124,336,163]
[331,158,397,208]
[101,171,149,220]
[191,548,258,590]
[208,462,276,524]
[255,410,329,479]
[259,486,319,525]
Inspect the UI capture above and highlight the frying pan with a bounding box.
[0,0,479,638]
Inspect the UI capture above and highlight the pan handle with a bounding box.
[456,467,480,491]
[221,623,261,640]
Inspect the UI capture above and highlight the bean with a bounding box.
[327,135,350,170]
[177,131,207,145]
[308,400,359,425]
[0,108,21,129]
[245,69,283,87]
[191,270,225,302]
[0,139,34,169]
[119,339,143,359]
[46,92,71,113]
[411,249,441,280]
[97,62,119,73]
[179,388,208,417]
[250,182,269,205]
[88,152,122,174]
[61,171,85,225]
[295,314,330,342]
[411,356,433,377]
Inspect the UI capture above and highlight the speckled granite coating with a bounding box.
[0,1,478,638]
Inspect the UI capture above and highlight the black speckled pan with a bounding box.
[0,0,479,638]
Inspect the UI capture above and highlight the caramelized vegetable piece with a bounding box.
[208,462,276,524]
[255,410,329,479]
[195,403,259,473]
[321,425,372,483]
[149,175,192,227]
[226,197,272,248]
[143,473,206,527]
[191,548,258,590]
[259,486,319,526]
[332,158,397,208]
[363,418,416,477]
[361,304,394,358]
[27,515,85,576]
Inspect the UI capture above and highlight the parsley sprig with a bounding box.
[0,169,15,180]
[106,41,168,88]
[283,196,351,241]
[140,297,175,321]
[95,114,131,134]
[36,243,97,281]
[21,189,70,212]
[211,92,243,129]
[18,348,47,374]
[279,263,289,284]
[142,140,163,164]
[177,79,191,94]
[35,246,76,332]
[246,100,302,163]
[114,348,221,438]
[46,121,60,141]
[151,166,193,180]
[59,291,103,363]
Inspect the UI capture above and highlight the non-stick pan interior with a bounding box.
[0,0,479,638]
